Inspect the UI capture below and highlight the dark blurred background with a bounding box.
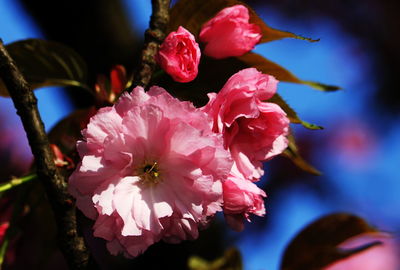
[0,0,399,269]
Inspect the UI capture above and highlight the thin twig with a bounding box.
[0,40,89,269]
[0,174,37,193]
[130,0,171,90]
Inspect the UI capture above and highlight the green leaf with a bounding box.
[300,121,323,130]
[0,39,89,97]
[283,133,321,175]
[169,0,318,43]
[280,213,380,270]
[188,257,211,270]
[188,248,243,270]
[268,94,300,123]
[302,81,341,92]
[237,52,340,92]
[268,94,323,130]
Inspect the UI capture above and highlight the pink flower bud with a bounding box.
[156,26,201,83]
[223,164,266,231]
[0,222,9,243]
[200,5,262,59]
[50,144,74,169]
[110,65,127,96]
[95,65,127,104]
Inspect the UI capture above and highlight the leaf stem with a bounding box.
[152,69,165,81]
[0,237,9,268]
[0,174,37,193]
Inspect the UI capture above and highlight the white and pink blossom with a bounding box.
[69,86,232,257]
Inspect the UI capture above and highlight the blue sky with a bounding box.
[0,0,73,131]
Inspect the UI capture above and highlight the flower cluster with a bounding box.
[69,68,289,256]
[69,4,289,258]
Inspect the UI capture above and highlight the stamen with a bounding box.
[138,161,161,186]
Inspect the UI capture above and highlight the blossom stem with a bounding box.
[130,0,171,90]
[0,40,90,269]
[0,182,32,269]
[0,237,9,267]
[0,174,37,194]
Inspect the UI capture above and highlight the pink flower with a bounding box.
[324,232,400,270]
[68,86,232,257]
[155,26,201,83]
[202,68,289,229]
[199,5,262,59]
[202,68,289,181]
[222,163,266,231]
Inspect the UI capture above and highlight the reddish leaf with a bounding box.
[237,53,340,92]
[280,213,379,270]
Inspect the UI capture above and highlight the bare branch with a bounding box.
[131,0,171,89]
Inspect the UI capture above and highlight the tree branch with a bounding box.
[0,40,89,269]
[131,0,171,89]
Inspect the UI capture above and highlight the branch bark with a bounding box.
[0,40,89,269]
[131,0,171,89]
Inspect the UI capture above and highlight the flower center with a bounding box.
[138,161,162,186]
